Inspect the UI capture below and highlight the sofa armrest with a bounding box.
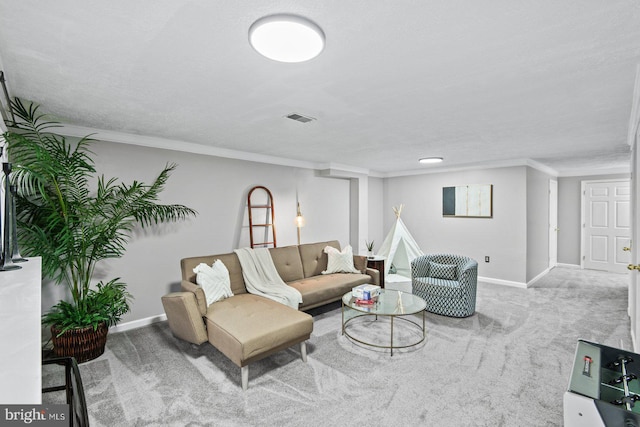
[352,255,379,286]
[352,255,367,273]
[181,280,207,316]
[366,267,380,287]
[161,292,208,345]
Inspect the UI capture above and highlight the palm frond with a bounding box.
[3,98,197,329]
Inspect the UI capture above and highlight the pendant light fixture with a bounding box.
[249,14,325,63]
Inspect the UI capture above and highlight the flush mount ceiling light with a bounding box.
[249,14,325,63]
[419,157,444,164]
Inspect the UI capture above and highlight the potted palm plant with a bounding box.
[3,98,197,362]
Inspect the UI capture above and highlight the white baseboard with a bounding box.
[113,268,557,331]
[111,270,546,331]
[527,268,550,287]
[109,313,167,333]
[478,276,527,289]
[557,263,581,269]
[481,266,571,289]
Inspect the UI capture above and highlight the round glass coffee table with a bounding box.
[341,289,427,356]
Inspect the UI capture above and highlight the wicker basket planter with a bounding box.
[51,322,108,363]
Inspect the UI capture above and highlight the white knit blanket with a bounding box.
[234,247,303,309]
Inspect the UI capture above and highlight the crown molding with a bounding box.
[380,158,560,178]
[58,124,322,170]
[56,124,626,180]
[58,124,383,177]
[555,166,630,177]
[524,159,559,176]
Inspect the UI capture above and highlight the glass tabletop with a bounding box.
[342,289,426,316]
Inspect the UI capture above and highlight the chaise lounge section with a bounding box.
[162,240,380,390]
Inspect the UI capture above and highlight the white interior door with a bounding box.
[582,180,631,273]
[549,179,558,268]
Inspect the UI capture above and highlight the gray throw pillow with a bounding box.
[429,262,457,280]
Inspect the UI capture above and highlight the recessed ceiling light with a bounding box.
[419,157,444,164]
[249,14,325,63]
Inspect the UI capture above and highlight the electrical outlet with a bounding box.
[485,256,490,263]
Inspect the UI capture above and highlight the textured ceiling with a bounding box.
[0,0,639,176]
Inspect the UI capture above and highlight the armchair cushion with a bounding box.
[428,262,457,280]
[413,277,462,299]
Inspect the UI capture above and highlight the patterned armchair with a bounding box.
[411,254,478,317]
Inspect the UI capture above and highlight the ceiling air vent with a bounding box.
[285,113,315,123]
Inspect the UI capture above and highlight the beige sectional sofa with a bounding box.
[161,240,380,390]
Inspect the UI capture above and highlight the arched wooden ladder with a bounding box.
[247,186,276,248]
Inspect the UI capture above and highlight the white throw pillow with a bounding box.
[322,245,360,274]
[193,260,234,306]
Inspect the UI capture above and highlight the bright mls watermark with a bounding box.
[1,405,68,426]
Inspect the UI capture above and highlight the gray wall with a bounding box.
[526,168,553,281]
[367,176,385,252]
[557,173,630,266]
[42,141,355,324]
[39,136,626,326]
[384,166,528,284]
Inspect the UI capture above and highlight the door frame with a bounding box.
[549,179,558,269]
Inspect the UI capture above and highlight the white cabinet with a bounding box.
[0,257,42,404]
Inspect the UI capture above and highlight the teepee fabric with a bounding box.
[377,205,423,277]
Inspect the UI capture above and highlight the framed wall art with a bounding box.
[442,184,493,218]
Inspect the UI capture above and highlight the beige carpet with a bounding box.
[42,267,631,426]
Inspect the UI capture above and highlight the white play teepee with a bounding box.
[377,204,423,279]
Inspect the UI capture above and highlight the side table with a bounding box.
[366,256,385,288]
